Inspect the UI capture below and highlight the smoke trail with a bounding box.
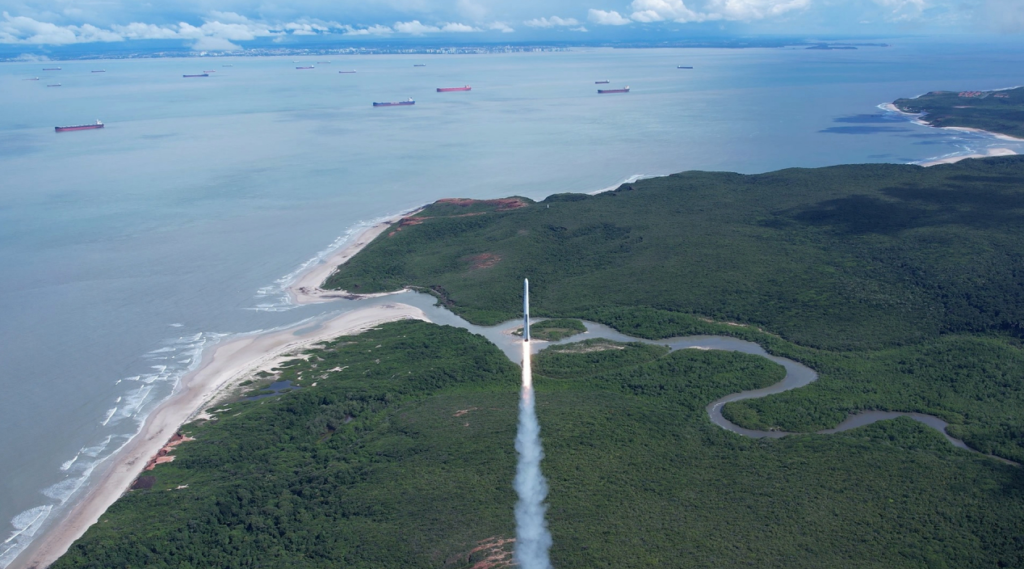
[514,341,553,569]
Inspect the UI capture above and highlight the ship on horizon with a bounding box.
[42,67,61,71]
[373,98,415,107]
[91,70,105,73]
[595,80,610,84]
[296,66,314,70]
[183,73,209,78]
[437,86,471,92]
[55,120,103,133]
[677,65,694,69]
[598,86,630,94]
[413,64,426,67]
[339,70,357,73]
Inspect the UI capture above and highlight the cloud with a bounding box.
[588,9,632,25]
[489,21,515,32]
[391,19,479,34]
[524,16,580,27]
[111,22,179,40]
[626,0,811,23]
[342,24,394,35]
[393,20,440,33]
[572,26,589,31]
[441,22,479,31]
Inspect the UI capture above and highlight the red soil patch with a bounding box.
[143,432,194,472]
[462,536,515,569]
[465,253,501,270]
[436,197,529,211]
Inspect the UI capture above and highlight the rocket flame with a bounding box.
[514,341,552,569]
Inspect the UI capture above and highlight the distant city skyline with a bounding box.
[1,0,1022,50]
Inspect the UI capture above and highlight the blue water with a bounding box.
[3,40,1024,566]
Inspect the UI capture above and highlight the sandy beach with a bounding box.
[289,211,420,305]
[921,147,1017,166]
[11,303,428,569]
[881,102,1024,142]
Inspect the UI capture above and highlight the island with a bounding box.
[49,157,1024,568]
[893,86,1024,139]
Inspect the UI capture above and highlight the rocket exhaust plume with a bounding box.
[514,278,553,569]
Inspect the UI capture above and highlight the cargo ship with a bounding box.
[43,67,61,71]
[92,70,105,73]
[677,66,693,69]
[437,86,471,92]
[413,64,426,67]
[24,77,39,81]
[47,84,61,87]
[597,86,629,94]
[296,66,314,70]
[203,70,215,73]
[317,61,331,64]
[339,70,357,74]
[183,73,209,78]
[373,98,415,107]
[595,80,610,84]
[55,120,103,132]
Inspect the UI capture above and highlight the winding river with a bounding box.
[358,292,1003,460]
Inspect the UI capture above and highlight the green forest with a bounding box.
[56,158,1024,567]
[55,322,1024,568]
[322,158,1024,462]
[894,87,1024,138]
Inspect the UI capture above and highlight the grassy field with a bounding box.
[54,322,1024,568]
[894,87,1024,138]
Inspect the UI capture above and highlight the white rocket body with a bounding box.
[523,278,530,342]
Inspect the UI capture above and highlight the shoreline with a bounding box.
[881,101,1024,143]
[10,303,428,569]
[920,147,1017,167]
[288,209,421,305]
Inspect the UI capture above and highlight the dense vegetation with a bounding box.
[894,87,1024,138]
[325,157,1024,351]
[512,318,586,341]
[55,323,1024,568]
[322,158,1024,461]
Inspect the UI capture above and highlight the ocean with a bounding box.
[2,40,1024,566]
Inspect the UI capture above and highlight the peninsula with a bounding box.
[893,86,1024,139]
[41,157,1024,568]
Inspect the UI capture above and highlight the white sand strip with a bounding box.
[11,303,428,569]
[288,211,421,305]
[920,147,1017,167]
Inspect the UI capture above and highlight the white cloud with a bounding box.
[343,24,394,35]
[111,22,179,40]
[391,20,478,34]
[489,21,515,32]
[524,16,580,27]
[441,22,478,31]
[572,26,589,31]
[627,0,811,23]
[588,9,632,24]
[393,20,440,33]
[630,0,706,22]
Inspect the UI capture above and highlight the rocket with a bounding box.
[523,278,530,342]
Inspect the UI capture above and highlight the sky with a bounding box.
[0,0,1023,50]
